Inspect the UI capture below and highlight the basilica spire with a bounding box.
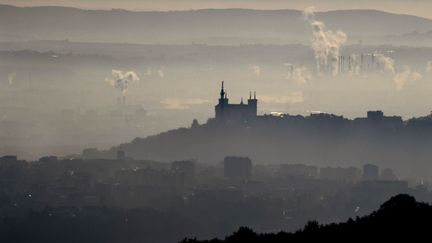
[220,81,225,99]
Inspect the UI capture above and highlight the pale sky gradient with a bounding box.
[1,0,432,19]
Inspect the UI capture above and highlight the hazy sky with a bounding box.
[2,0,432,19]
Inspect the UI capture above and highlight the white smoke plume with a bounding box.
[249,64,261,77]
[348,54,361,76]
[303,6,347,76]
[373,54,421,90]
[284,63,312,85]
[394,66,422,91]
[426,61,432,73]
[158,69,165,78]
[8,72,16,85]
[302,6,316,21]
[375,53,395,75]
[105,69,140,95]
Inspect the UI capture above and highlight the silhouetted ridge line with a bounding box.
[180,194,430,242]
[3,4,432,44]
[83,84,432,179]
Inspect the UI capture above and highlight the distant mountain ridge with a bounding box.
[1,5,432,45]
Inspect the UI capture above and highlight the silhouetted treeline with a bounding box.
[2,194,427,242]
[181,194,429,242]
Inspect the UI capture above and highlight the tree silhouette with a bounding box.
[180,194,431,242]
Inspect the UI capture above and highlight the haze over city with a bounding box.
[1,1,432,242]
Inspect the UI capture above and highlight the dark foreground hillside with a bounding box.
[181,194,430,242]
[0,194,427,242]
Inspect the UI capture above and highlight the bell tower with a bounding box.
[215,81,228,120]
[247,91,258,117]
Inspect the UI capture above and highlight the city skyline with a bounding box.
[1,1,432,242]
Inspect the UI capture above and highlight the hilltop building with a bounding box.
[215,81,257,122]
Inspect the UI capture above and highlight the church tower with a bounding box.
[219,81,228,105]
[247,91,258,117]
[214,81,257,122]
[215,81,228,120]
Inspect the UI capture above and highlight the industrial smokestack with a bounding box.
[338,55,345,74]
[105,69,140,107]
[342,56,345,73]
[302,7,347,76]
[348,55,352,72]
